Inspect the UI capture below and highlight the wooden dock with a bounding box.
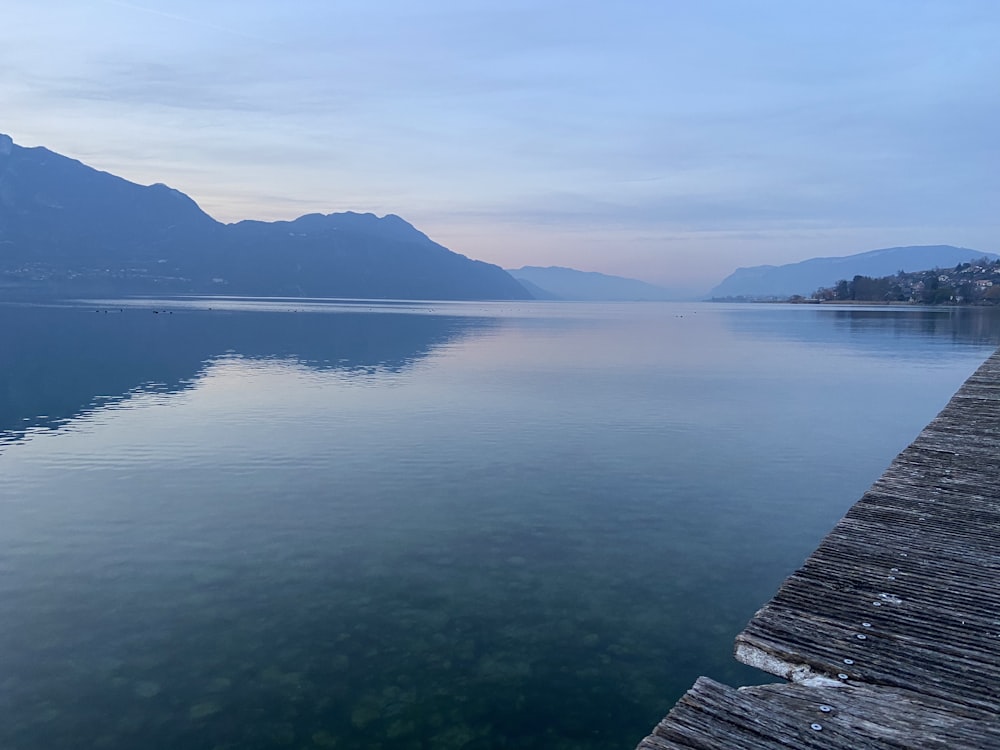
[637,349,1000,749]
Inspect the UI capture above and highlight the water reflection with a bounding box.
[0,301,496,444]
[720,303,1000,357]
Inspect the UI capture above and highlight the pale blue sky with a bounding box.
[3,1,997,291]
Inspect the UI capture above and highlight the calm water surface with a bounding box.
[2,300,999,750]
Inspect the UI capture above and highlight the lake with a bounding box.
[2,299,999,750]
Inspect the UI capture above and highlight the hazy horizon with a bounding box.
[3,1,997,289]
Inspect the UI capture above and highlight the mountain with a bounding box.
[507,266,679,301]
[0,133,531,300]
[710,245,1000,299]
[507,276,561,300]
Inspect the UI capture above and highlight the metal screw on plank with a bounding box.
[811,723,823,731]
[856,634,867,640]
[843,658,854,665]
[862,622,872,628]
[837,673,849,680]
[819,705,833,713]
[872,601,882,606]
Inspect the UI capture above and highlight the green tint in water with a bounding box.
[1,301,999,750]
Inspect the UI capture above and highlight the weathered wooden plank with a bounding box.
[637,348,1000,749]
[637,677,1000,750]
[735,347,1000,714]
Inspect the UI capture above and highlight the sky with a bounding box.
[2,1,998,293]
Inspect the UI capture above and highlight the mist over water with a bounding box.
[2,300,999,750]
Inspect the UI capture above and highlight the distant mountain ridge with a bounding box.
[0,133,531,300]
[507,266,680,301]
[710,245,999,299]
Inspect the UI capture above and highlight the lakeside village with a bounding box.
[723,258,1000,305]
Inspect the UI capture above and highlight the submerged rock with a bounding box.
[350,697,382,729]
[134,681,161,698]
[311,730,338,747]
[188,701,221,719]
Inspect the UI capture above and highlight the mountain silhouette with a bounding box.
[507,265,679,301]
[710,245,999,299]
[0,133,531,300]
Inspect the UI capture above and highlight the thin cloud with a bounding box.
[101,0,268,42]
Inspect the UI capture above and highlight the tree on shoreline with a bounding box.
[814,258,1000,305]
